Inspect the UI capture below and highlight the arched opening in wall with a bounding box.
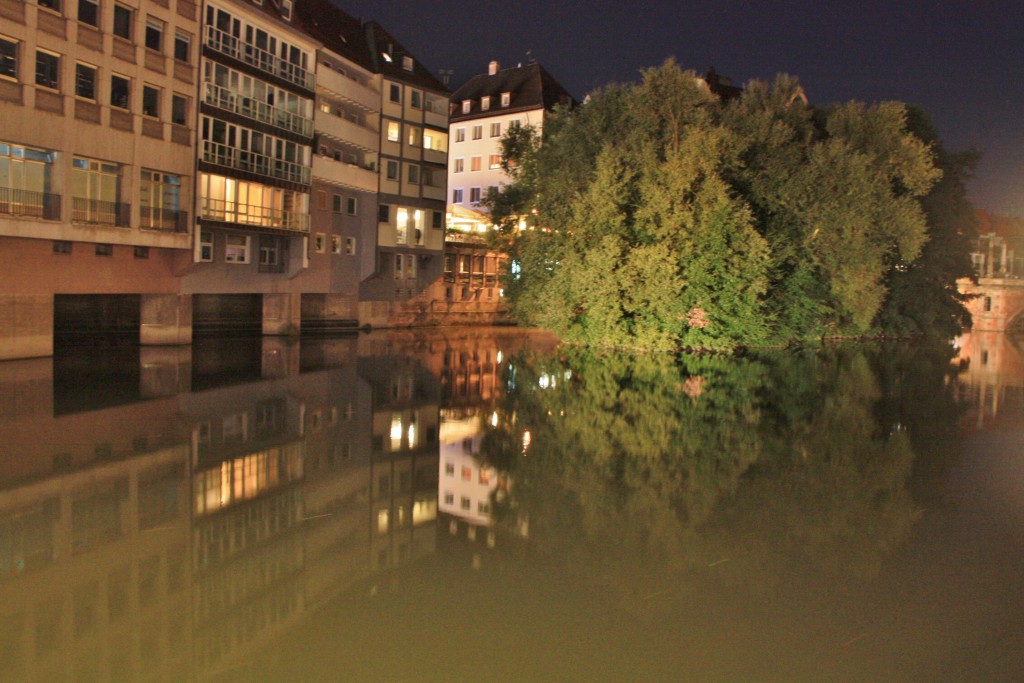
[53,294,141,339]
[1007,311,1024,336]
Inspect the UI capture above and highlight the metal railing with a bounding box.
[71,198,130,226]
[140,208,189,233]
[0,188,61,220]
[204,83,313,137]
[202,141,311,185]
[204,26,314,90]
[201,197,309,233]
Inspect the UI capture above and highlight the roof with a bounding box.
[362,20,449,93]
[293,0,374,71]
[976,209,1024,240]
[449,62,577,123]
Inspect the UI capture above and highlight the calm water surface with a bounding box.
[0,328,1021,682]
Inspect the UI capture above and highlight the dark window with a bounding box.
[378,204,390,223]
[142,85,159,117]
[75,63,96,99]
[332,195,342,212]
[432,211,442,229]
[346,197,357,215]
[77,0,98,26]
[35,51,59,90]
[110,74,129,109]
[95,243,113,256]
[113,5,132,39]
[38,0,61,10]
[0,38,15,80]
[171,94,187,125]
[133,246,149,259]
[173,31,190,62]
[53,241,72,254]
[145,18,163,52]
[389,83,400,103]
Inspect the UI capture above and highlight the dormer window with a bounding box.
[481,96,491,111]
[501,91,511,107]
[462,100,471,114]
[402,55,413,72]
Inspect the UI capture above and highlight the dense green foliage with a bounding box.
[488,61,976,349]
[480,342,964,610]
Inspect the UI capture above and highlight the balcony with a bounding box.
[314,111,377,151]
[72,198,131,227]
[315,66,379,112]
[140,208,190,233]
[202,141,311,186]
[205,26,314,91]
[201,197,309,234]
[312,155,377,193]
[204,83,313,137]
[0,188,61,220]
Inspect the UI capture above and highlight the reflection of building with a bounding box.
[953,331,1024,430]
[960,211,1024,333]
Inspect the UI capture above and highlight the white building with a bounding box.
[446,60,574,232]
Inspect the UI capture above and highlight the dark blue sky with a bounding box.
[338,0,1022,215]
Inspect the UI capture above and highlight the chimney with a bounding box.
[488,60,500,75]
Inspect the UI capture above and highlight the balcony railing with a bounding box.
[202,141,311,186]
[205,26,314,91]
[140,208,190,233]
[0,188,61,220]
[201,197,309,233]
[204,82,313,137]
[72,198,130,227]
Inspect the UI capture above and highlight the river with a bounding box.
[0,327,1021,681]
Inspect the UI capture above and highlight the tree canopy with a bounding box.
[488,61,975,349]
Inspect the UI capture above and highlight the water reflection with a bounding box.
[0,330,1020,681]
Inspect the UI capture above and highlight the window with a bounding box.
[345,236,355,254]
[346,197,357,215]
[393,253,403,279]
[224,234,249,263]
[139,170,181,230]
[453,158,464,174]
[433,211,442,229]
[113,5,132,39]
[488,185,499,199]
[171,94,187,125]
[72,156,121,225]
[95,243,113,256]
[78,0,98,27]
[198,230,213,261]
[410,90,421,108]
[470,156,482,172]
[134,246,149,259]
[110,73,130,109]
[455,127,465,143]
[501,91,510,107]
[389,83,400,103]
[387,120,400,142]
[490,122,501,137]
[378,204,390,223]
[407,164,419,184]
[75,63,96,100]
[470,187,481,204]
[332,194,342,212]
[142,85,160,117]
[313,233,325,253]
[258,236,285,272]
[1,141,56,219]
[471,124,482,140]
[331,235,341,254]
[35,50,59,90]
[386,160,398,180]
[481,96,490,111]
[402,56,413,72]
[145,17,163,52]
[0,37,15,80]
[452,188,463,204]
[173,31,190,63]
[53,240,72,254]
[489,154,502,170]
[461,100,471,114]
[38,0,61,11]
[984,296,992,312]
[407,127,420,146]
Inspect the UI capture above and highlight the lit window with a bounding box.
[461,466,472,481]
[331,235,341,254]
[139,170,181,230]
[224,234,249,263]
[387,120,400,142]
[481,96,490,111]
[402,56,413,72]
[345,237,356,254]
[407,126,421,146]
[462,100,471,114]
[470,156,482,172]
[489,154,501,170]
[501,91,510,107]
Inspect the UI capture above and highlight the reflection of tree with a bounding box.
[482,346,945,611]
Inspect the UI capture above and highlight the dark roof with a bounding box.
[702,68,743,101]
[293,0,374,71]
[362,20,449,93]
[449,62,577,122]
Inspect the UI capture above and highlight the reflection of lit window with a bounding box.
[390,415,402,451]
[377,509,389,533]
[479,469,491,485]
[522,431,532,454]
[407,423,416,448]
[461,466,472,481]
[490,411,499,427]
[413,499,437,525]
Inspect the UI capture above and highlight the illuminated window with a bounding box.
[345,237,356,254]
[387,120,400,142]
[461,466,472,481]
[331,235,341,254]
[479,469,491,485]
[489,154,501,170]
[462,100,471,114]
[481,96,490,111]
[501,91,510,107]
[224,234,249,263]
[470,156,481,172]
[314,232,325,253]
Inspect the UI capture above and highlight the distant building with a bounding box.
[446,60,575,231]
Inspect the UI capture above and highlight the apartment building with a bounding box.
[0,0,199,359]
[358,22,449,311]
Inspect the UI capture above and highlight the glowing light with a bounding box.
[496,350,503,364]
[490,411,499,427]
[522,430,532,454]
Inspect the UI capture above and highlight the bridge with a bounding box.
[960,277,1024,333]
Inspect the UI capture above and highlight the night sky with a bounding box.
[335,0,1022,216]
